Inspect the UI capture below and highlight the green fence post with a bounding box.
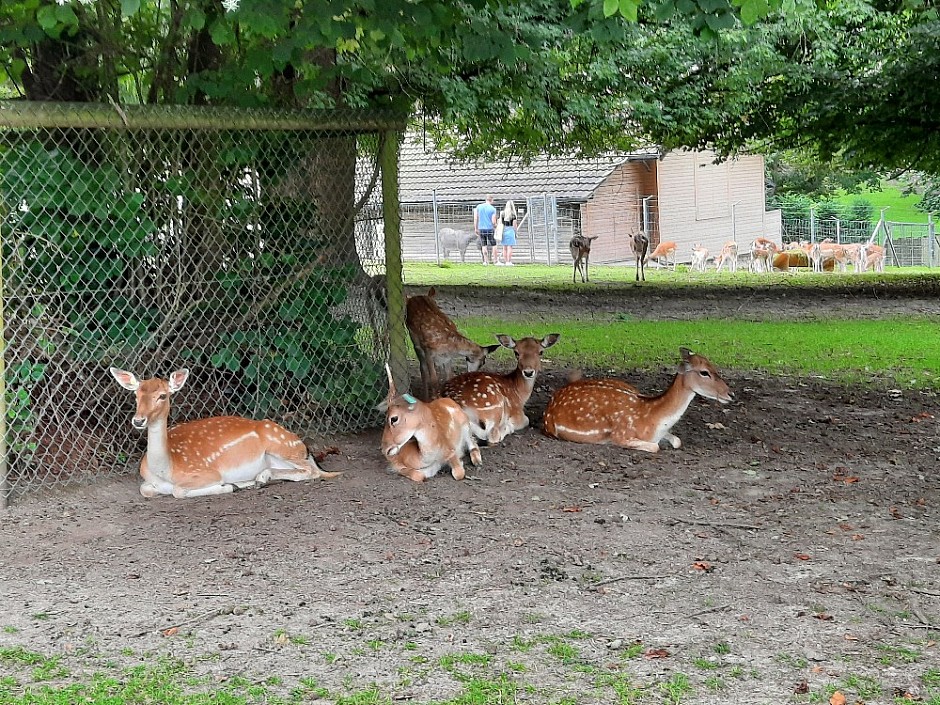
[380,129,408,394]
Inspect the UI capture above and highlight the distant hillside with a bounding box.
[835,185,929,224]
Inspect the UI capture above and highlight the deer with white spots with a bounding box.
[714,241,738,273]
[110,367,338,498]
[441,333,560,444]
[542,347,732,453]
[406,287,500,400]
[381,365,481,483]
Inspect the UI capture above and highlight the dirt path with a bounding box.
[1,283,938,704]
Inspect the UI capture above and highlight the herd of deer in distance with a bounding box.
[109,230,882,498]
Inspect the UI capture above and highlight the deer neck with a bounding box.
[145,416,174,478]
[504,367,536,406]
[645,374,697,439]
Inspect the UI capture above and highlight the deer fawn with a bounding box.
[749,237,778,273]
[543,347,732,452]
[442,333,560,445]
[110,367,338,498]
[690,243,709,273]
[406,287,500,400]
[380,365,480,482]
[648,240,677,270]
[570,235,599,283]
[714,241,738,273]
[633,231,650,282]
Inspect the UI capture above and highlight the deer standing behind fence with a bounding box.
[715,241,738,273]
[442,334,560,445]
[542,347,732,452]
[649,240,677,270]
[380,365,480,483]
[633,231,650,281]
[569,235,599,283]
[110,367,338,498]
[406,287,500,400]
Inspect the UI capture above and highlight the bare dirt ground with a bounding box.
[1,282,938,705]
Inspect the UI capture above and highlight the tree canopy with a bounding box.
[1,0,938,172]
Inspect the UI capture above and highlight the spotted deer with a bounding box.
[633,231,650,282]
[570,235,599,283]
[110,367,338,498]
[543,347,732,453]
[442,333,561,445]
[648,240,677,270]
[714,241,738,273]
[690,243,709,273]
[749,237,779,273]
[380,365,480,483]
[406,287,500,400]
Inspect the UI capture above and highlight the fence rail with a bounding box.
[0,101,407,506]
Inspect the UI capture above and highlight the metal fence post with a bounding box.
[929,214,935,267]
[809,207,816,244]
[0,218,8,509]
[542,193,551,264]
[380,129,408,394]
[432,189,441,266]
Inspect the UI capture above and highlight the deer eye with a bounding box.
[389,415,400,426]
[158,393,168,400]
[699,370,711,378]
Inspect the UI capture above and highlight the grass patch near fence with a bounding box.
[456,317,940,389]
[834,184,930,224]
[403,262,940,291]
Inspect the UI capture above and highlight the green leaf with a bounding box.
[209,18,235,47]
[120,0,141,17]
[183,8,206,30]
[603,0,619,18]
[35,5,57,31]
[619,0,639,21]
[653,0,678,21]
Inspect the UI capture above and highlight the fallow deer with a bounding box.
[714,241,738,273]
[690,243,709,273]
[633,231,650,282]
[570,235,599,283]
[406,287,500,400]
[542,347,732,453]
[749,237,779,273]
[110,367,338,498]
[442,333,561,445]
[648,240,677,270]
[380,365,480,483]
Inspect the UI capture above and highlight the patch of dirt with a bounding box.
[1,283,938,704]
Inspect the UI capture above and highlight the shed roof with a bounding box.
[398,134,659,204]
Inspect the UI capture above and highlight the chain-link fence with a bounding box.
[781,215,940,267]
[0,102,407,506]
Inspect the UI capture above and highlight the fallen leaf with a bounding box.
[813,612,834,621]
[706,422,726,430]
[561,506,582,513]
[811,666,824,674]
[643,648,670,659]
[852,534,864,541]
[911,412,934,422]
[692,561,715,573]
[274,632,289,645]
[162,627,179,637]
[890,506,904,520]
[794,553,811,561]
[838,523,853,531]
[843,634,858,641]
[843,476,859,484]
[313,446,340,463]
[794,680,809,695]
[829,690,847,705]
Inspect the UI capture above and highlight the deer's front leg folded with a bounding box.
[662,432,682,449]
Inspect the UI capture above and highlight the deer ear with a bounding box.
[110,367,140,391]
[679,347,694,361]
[167,369,190,393]
[427,286,436,298]
[496,334,516,349]
[541,333,561,349]
[482,343,501,355]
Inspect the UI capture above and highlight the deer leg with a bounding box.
[398,467,426,483]
[662,432,682,449]
[610,430,661,453]
[447,454,467,481]
[140,480,174,497]
[172,483,236,498]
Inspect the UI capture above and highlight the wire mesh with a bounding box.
[0,102,405,505]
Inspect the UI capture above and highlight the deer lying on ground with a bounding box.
[542,347,732,452]
[442,333,560,445]
[110,367,338,498]
[633,231,650,282]
[714,241,738,273]
[648,240,677,270]
[380,365,480,483]
[570,235,599,283]
[406,287,500,400]
[690,243,709,273]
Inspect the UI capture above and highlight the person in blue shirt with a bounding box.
[474,194,498,265]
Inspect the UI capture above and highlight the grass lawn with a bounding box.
[835,183,930,223]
